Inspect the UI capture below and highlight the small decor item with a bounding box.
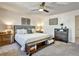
[0,32,6,34]
[64,26,67,29]
[60,23,64,29]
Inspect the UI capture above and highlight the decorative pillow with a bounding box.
[16,29,27,34]
[27,29,32,34]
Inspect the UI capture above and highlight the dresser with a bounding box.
[54,28,69,43]
[0,33,13,46]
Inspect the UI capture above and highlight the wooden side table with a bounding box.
[36,31,43,33]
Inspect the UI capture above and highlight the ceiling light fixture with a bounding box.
[38,8,43,11]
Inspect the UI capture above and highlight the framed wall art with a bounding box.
[21,17,31,25]
[49,18,58,25]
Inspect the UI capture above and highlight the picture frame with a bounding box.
[21,17,31,25]
[49,18,58,25]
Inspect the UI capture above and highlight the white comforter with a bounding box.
[15,33,49,51]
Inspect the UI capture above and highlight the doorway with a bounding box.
[75,15,79,44]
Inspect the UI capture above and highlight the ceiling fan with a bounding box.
[32,2,70,13]
[32,2,49,13]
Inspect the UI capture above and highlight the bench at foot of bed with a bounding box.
[25,38,55,56]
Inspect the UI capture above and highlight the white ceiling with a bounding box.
[0,2,79,15]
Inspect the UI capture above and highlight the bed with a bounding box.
[14,25,52,55]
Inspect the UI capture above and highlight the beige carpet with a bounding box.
[75,37,79,44]
[33,41,79,56]
[0,43,20,56]
[0,41,79,56]
[0,43,26,56]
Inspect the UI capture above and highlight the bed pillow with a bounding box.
[32,29,36,33]
[16,29,27,34]
[27,29,32,34]
[27,28,36,34]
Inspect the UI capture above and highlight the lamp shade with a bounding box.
[5,25,13,34]
[38,9,43,11]
[6,25,12,29]
[36,24,43,32]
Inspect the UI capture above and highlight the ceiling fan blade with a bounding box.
[43,9,49,13]
[40,2,45,7]
[32,9,38,11]
[42,2,45,6]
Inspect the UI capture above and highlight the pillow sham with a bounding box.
[16,29,27,34]
[32,29,36,33]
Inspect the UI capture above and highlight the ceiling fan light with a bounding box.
[38,9,43,11]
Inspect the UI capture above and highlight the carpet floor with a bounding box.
[33,41,79,56]
[0,41,79,56]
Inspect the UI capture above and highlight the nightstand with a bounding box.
[0,33,14,46]
[36,31,43,33]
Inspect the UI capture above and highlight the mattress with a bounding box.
[15,33,49,51]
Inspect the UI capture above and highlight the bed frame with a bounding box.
[14,25,53,56]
